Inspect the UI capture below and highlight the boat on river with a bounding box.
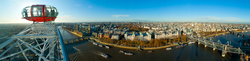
[184,44,187,46]
[176,44,187,48]
[166,47,172,50]
[124,52,133,55]
[176,45,181,48]
[148,50,152,53]
[99,44,103,47]
[93,42,98,45]
[101,53,109,59]
[105,45,110,49]
[188,41,195,44]
[119,50,125,53]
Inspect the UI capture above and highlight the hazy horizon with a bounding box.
[0,21,249,24]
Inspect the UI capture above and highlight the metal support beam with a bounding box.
[0,22,65,61]
[213,43,216,50]
[0,41,19,57]
[57,28,69,61]
[0,39,48,60]
[0,29,31,49]
[204,41,207,47]
[17,38,49,61]
[17,42,29,61]
[12,35,56,38]
[0,38,15,49]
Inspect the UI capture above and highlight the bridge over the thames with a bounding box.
[229,31,250,38]
[189,37,246,57]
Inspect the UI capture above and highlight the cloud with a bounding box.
[112,15,130,17]
[225,17,240,20]
[0,18,9,22]
[74,4,81,6]
[0,18,32,23]
[58,15,71,18]
[12,0,37,6]
[195,16,245,22]
[197,16,221,21]
[110,18,149,22]
[112,19,123,21]
[131,19,149,22]
[88,6,92,8]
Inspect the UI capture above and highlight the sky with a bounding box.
[0,0,250,23]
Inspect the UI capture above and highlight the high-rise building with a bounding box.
[88,25,91,32]
[76,23,81,31]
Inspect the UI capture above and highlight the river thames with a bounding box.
[59,29,249,61]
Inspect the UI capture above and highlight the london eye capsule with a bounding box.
[21,5,59,22]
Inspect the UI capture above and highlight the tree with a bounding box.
[177,38,180,42]
[172,39,176,43]
[168,39,172,44]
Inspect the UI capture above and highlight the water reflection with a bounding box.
[65,41,240,61]
[212,34,247,47]
[59,28,80,42]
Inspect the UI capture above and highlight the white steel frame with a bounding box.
[0,21,64,61]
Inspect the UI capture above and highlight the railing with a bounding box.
[57,28,69,61]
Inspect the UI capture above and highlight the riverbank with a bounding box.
[64,29,82,37]
[206,30,250,37]
[65,28,187,50]
[91,38,183,50]
[61,28,89,44]
[207,32,230,37]
[233,30,250,33]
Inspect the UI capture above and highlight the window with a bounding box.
[22,6,31,17]
[32,6,43,17]
[54,7,59,17]
[45,5,52,17]
[45,5,59,17]
[51,7,56,17]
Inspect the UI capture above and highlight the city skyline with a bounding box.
[0,0,250,23]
